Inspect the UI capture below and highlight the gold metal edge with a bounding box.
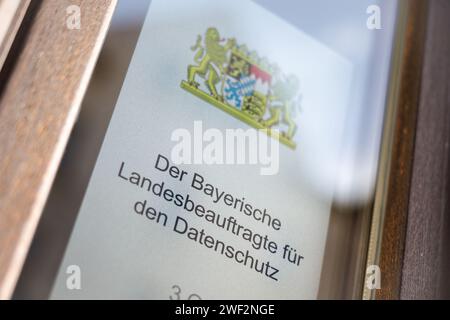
[362,0,410,300]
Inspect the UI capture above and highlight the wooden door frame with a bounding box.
[0,0,116,299]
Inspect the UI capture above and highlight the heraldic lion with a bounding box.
[263,75,300,140]
[187,27,235,100]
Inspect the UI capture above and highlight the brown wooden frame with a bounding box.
[0,0,116,299]
[368,0,450,300]
[364,0,429,300]
[400,0,450,299]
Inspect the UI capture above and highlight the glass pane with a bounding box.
[15,0,400,300]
